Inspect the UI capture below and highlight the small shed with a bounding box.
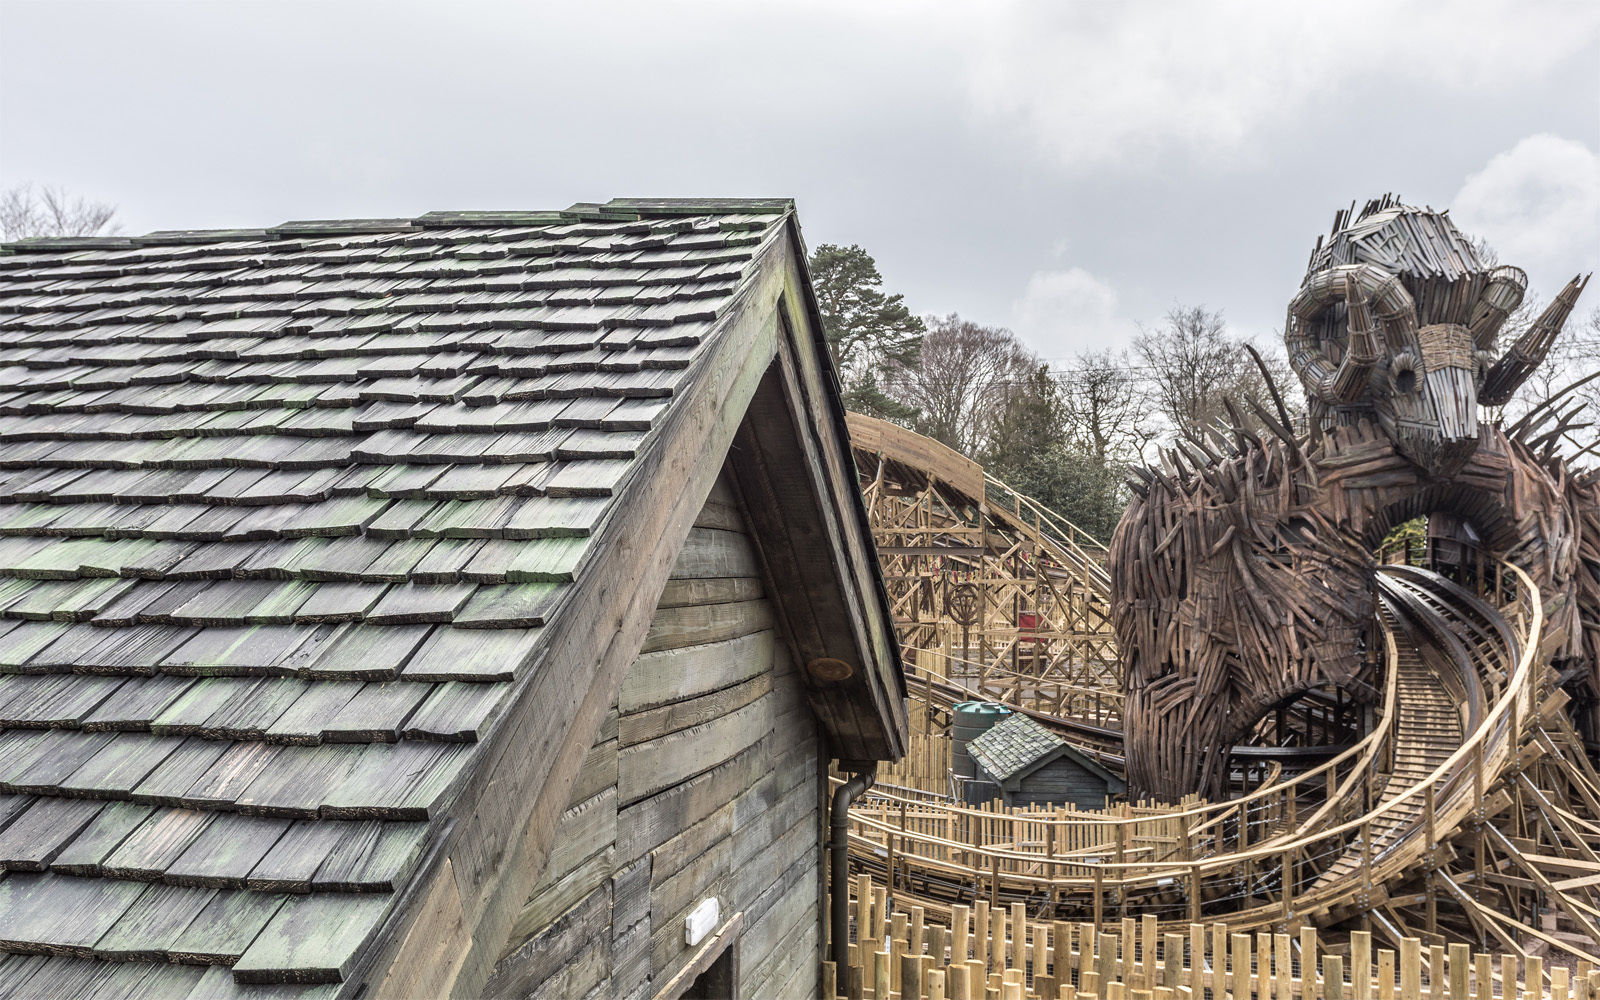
[0,199,907,999]
[967,714,1124,809]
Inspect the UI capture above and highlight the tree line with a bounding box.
[810,243,1304,541]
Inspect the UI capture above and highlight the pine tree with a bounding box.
[808,244,924,421]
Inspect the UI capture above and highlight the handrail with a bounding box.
[843,557,1544,931]
[889,610,1398,832]
[982,474,1111,573]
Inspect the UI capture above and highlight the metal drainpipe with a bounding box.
[830,767,875,974]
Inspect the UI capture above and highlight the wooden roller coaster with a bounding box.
[847,416,1600,963]
[834,201,1600,983]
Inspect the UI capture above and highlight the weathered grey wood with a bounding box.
[649,910,744,1000]
[615,738,768,869]
[638,599,773,654]
[0,873,145,956]
[655,576,763,609]
[169,890,285,965]
[231,892,392,984]
[101,807,213,880]
[308,823,423,894]
[649,831,734,974]
[484,883,611,1000]
[618,695,773,805]
[51,801,156,876]
[91,882,217,961]
[358,227,904,996]
[741,858,821,997]
[247,821,357,893]
[610,855,652,1000]
[263,680,363,745]
[667,526,762,580]
[648,799,735,886]
[726,364,903,760]
[58,733,183,798]
[0,797,103,871]
[503,843,615,958]
[619,629,775,714]
[539,787,618,900]
[567,730,619,807]
[618,672,771,747]
[611,911,652,1000]
[164,813,291,888]
[692,498,745,533]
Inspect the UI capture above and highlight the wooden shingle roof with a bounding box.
[0,198,901,994]
[969,714,1123,790]
[968,714,1066,782]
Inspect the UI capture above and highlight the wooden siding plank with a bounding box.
[619,628,774,713]
[638,599,773,655]
[614,737,767,869]
[668,526,761,580]
[654,576,762,609]
[484,883,611,1000]
[617,672,770,747]
[617,694,772,805]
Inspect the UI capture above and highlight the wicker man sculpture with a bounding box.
[1111,197,1594,801]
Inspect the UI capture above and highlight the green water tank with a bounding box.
[950,701,1011,781]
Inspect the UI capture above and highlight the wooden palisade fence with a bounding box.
[827,873,1595,1000]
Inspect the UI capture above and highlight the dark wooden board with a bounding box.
[231,892,393,984]
[165,813,294,888]
[0,797,104,871]
[402,682,508,742]
[91,882,218,961]
[51,801,157,876]
[168,888,289,965]
[101,806,214,880]
[321,681,431,743]
[0,872,145,956]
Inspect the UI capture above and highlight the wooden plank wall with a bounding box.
[1007,760,1115,810]
[485,470,828,999]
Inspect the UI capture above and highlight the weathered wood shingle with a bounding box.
[0,200,790,992]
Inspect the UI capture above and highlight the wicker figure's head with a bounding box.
[1286,197,1587,478]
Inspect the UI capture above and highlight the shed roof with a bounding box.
[0,198,904,994]
[968,714,1122,790]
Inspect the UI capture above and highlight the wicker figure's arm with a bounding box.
[1479,274,1589,406]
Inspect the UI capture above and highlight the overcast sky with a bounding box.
[2,0,1597,364]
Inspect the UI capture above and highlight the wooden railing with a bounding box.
[842,561,1554,943]
[826,873,1596,999]
[983,475,1111,574]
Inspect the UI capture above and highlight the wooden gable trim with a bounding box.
[723,325,907,761]
[1001,742,1125,793]
[349,225,795,1000]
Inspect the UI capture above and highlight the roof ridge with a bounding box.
[0,198,796,255]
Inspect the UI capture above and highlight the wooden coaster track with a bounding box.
[844,414,1600,959]
[843,560,1600,957]
[847,412,1122,727]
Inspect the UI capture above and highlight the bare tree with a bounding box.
[0,183,120,241]
[1502,305,1600,459]
[1061,349,1152,464]
[885,313,1036,456]
[1133,305,1290,442]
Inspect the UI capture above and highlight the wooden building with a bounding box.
[967,714,1124,809]
[0,199,906,998]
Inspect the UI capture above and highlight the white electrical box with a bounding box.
[684,896,721,946]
